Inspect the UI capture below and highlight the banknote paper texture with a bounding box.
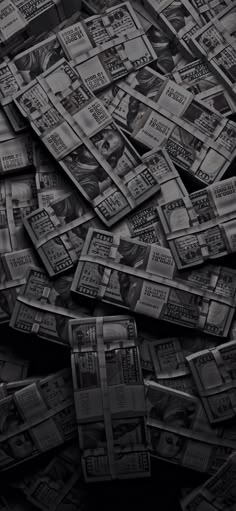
[69,315,150,481]
[0,368,76,471]
[181,451,236,510]
[10,266,94,344]
[187,340,236,424]
[145,379,236,474]
[13,59,168,226]
[158,177,236,269]
[71,228,236,336]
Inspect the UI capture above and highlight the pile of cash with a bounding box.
[0,0,236,509]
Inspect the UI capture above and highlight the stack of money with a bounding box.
[10,266,94,344]
[107,66,236,186]
[0,369,76,471]
[145,379,236,474]
[0,0,236,507]
[69,315,150,481]
[158,177,236,269]
[13,442,87,511]
[181,451,236,510]
[191,5,236,100]
[71,227,236,336]
[186,339,236,423]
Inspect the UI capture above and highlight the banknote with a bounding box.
[23,192,99,276]
[71,228,236,336]
[111,73,236,186]
[191,5,236,99]
[0,369,76,471]
[10,265,94,344]
[15,442,84,511]
[0,134,33,175]
[187,340,236,424]
[69,315,150,481]
[148,334,222,380]
[143,0,202,57]
[0,0,27,43]
[158,177,236,269]
[181,451,236,510]
[14,60,168,226]
[145,379,236,474]
[172,58,236,116]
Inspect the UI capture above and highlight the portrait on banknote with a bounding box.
[115,240,147,308]
[147,389,197,460]
[14,39,65,83]
[50,193,86,224]
[162,2,192,33]
[147,25,181,73]
[0,431,35,467]
[125,68,164,132]
[62,128,129,199]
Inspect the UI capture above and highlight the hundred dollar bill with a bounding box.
[172,58,236,116]
[187,340,236,424]
[0,133,33,175]
[69,314,150,481]
[191,5,236,100]
[0,368,76,471]
[148,333,222,381]
[0,0,27,44]
[10,265,94,344]
[15,441,85,511]
[24,193,99,276]
[189,0,234,22]
[0,378,40,398]
[71,228,236,336]
[110,70,236,186]
[158,177,236,269]
[113,146,187,241]
[130,0,187,73]
[181,451,236,510]
[0,59,26,130]
[14,61,167,226]
[143,0,203,57]
[145,379,236,474]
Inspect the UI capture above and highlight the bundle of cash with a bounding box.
[23,192,99,276]
[189,0,234,23]
[158,177,236,269]
[0,378,39,398]
[181,451,236,510]
[187,340,236,424]
[10,266,94,344]
[191,4,236,100]
[0,248,37,325]
[109,66,236,186]
[0,0,81,58]
[0,133,33,175]
[143,0,203,57]
[14,59,170,226]
[71,228,236,336]
[15,442,86,511]
[145,379,236,474]
[69,314,150,481]
[0,368,76,471]
[172,58,236,116]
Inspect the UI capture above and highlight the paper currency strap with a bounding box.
[71,316,147,479]
[188,341,236,397]
[78,254,235,307]
[0,393,74,444]
[117,80,233,153]
[26,211,95,249]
